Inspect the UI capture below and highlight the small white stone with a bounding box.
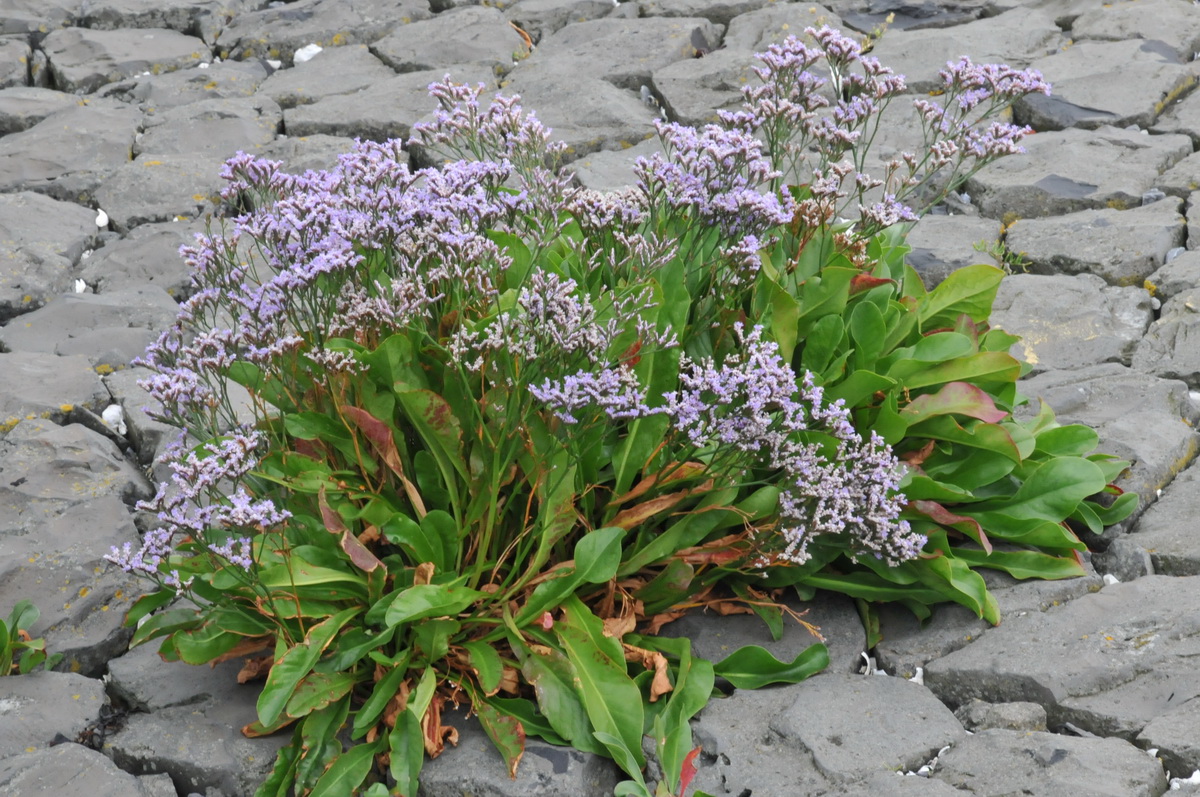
[908,667,924,686]
[294,43,323,63]
[74,278,86,293]
[198,62,209,69]
[1151,296,1162,311]
[95,208,109,227]
[102,404,127,435]
[266,59,283,70]
[916,765,931,776]
[80,249,92,260]
[1103,573,1121,586]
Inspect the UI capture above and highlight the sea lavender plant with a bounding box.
[106,34,1125,797]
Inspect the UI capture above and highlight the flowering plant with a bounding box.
[110,27,1128,797]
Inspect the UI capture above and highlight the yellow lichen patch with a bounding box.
[1144,279,1158,297]
[1106,198,1129,210]
[59,404,74,413]
[143,160,163,167]
[204,81,218,90]
[330,32,347,46]
[21,294,31,303]
[94,364,114,375]
[1154,75,1196,118]
[78,587,90,598]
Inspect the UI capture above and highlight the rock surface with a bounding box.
[2,2,1200,796]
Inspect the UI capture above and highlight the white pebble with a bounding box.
[908,667,924,686]
[198,62,209,69]
[1103,573,1121,586]
[102,404,127,435]
[266,59,283,70]
[74,279,86,293]
[294,43,323,63]
[95,208,109,227]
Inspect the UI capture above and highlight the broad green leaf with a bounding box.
[129,607,200,649]
[848,299,886,371]
[172,621,245,665]
[915,546,998,623]
[901,382,1008,425]
[713,644,829,689]
[556,597,645,768]
[801,571,948,604]
[295,697,351,789]
[959,511,1085,551]
[379,511,444,567]
[969,456,1106,522]
[652,640,714,793]
[907,416,1022,463]
[823,369,895,409]
[1034,424,1100,457]
[257,607,361,728]
[285,671,358,719]
[899,474,975,503]
[389,710,423,797]
[352,655,409,738]
[519,641,605,755]
[633,558,696,615]
[122,589,176,629]
[574,526,627,584]
[920,264,1003,328]
[907,332,974,364]
[767,278,801,364]
[254,726,301,797]
[258,560,368,601]
[474,697,526,778]
[395,388,468,485]
[309,739,381,797]
[486,696,567,745]
[799,314,845,377]
[952,547,1087,580]
[891,351,1022,390]
[1091,491,1138,526]
[384,581,486,627]
[462,641,504,695]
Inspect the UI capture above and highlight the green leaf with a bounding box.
[309,739,382,797]
[462,641,504,695]
[766,277,801,364]
[295,697,351,790]
[122,589,176,629]
[389,710,423,797]
[257,607,361,728]
[901,382,1008,425]
[892,351,1022,390]
[519,642,605,755]
[574,526,627,584]
[907,416,1022,463]
[285,672,358,719]
[1091,491,1138,526]
[848,300,886,371]
[1034,424,1101,457]
[920,264,1003,328]
[799,314,845,377]
[474,697,526,779]
[172,621,245,665]
[352,654,410,738]
[952,547,1087,580]
[969,456,1106,522]
[555,597,645,769]
[384,581,486,627]
[254,726,301,797]
[258,559,368,601]
[824,369,895,410]
[395,388,468,485]
[713,644,829,689]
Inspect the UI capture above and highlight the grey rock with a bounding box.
[1090,537,1154,581]
[137,773,177,797]
[904,215,1001,289]
[516,17,725,92]
[97,60,270,110]
[720,2,844,52]
[869,7,1062,93]
[1153,82,1200,149]
[1192,190,1200,250]
[107,639,255,713]
[501,71,659,160]
[80,219,202,298]
[769,672,965,783]
[965,125,1192,219]
[503,0,616,42]
[216,0,433,65]
[1138,695,1200,781]
[256,44,397,109]
[689,687,834,796]
[0,672,106,758]
[568,138,660,192]
[103,367,177,466]
[934,728,1167,796]
[652,48,756,127]
[662,590,865,675]
[824,772,966,795]
[1147,248,1200,301]
[0,102,141,203]
[0,1,74,40]
[0,87,80,134]
[137,95,282,158]
[1157,151,1200,199]
[1134,288,1200,386]
[419,706,621,796]
[1001,196,1186,287]
[873,566,1103,681]
[106,695,291,796]
[925,575,1200,739]
[284,67,495,142]
[0,354,111,432]
[370,6,532,75]
[0,287,180,370]
[1129,458,1200,576]
[0,505,141,675]
[0,743,159,797]
[635,0,784,27]
[1072,0,1200,61]
[989,273,1153,374]
[0,37,30,90]
[954,698,1048,732]
[93,153,227,232]
[1015,363,1200,520]
[1015,40,1200,131]
[0,191,98,322]
[42,27,209,95]
[77,0,259,43]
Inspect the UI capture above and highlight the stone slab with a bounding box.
[97,60,269,110]
[925,575,1200,740]
[1072,0,1200,61]
[965,125,1192,219]
[904,214,1001,289]
[1128,457,1200,576]
[0,672,106,758]
[1138,695,1200,781]
[42,27,209,94]
[0,191,98,322]
[79,219,202,299]
[934,728,1167,796]
[990,273,1152,374]
[93,153,229,232]
[1134,288,1200,386]
[1003,198,1186,286]
[0,353,112,432]
[1147,249,1200,302]
[255,44,397,109]
[0,87,79,134]
[369,6,531,75]
[503,0,616,42]
[136,95,282,158]
[0,743,158,797]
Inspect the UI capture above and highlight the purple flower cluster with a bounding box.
[661,326,923,565]
[635,120,795,239]
[529,367,653,424]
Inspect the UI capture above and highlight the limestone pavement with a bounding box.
[2,0,1200,794]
